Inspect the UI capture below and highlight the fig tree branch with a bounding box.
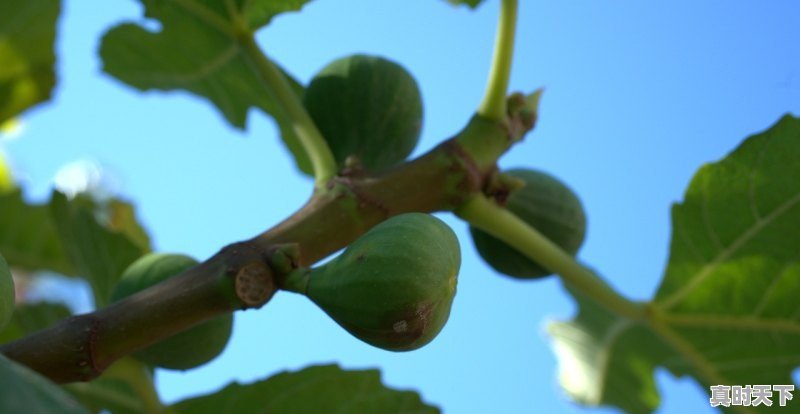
[0,241,275,383]
[0,115,511,383]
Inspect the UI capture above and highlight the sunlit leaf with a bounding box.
[0,153,14,194]
[551,115,800,413]
[106,199,151,253]
[0,0,60,123]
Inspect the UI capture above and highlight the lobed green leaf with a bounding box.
[551,115,800,413]
[100,0,315,174]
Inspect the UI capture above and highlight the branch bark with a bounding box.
[0,241,274,383]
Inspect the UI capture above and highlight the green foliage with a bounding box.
[0,302,70,344]
[0,255,13,332]
[2,1,798,413]
[303,213,460,351]
[0,153,13,193]
[550,115,800,414]
[63,358,157,414]
[0,190,75,275]
[50,192,147,308]
[0,355,89,414]
[303,54,424,172]
[65,379,145,414]
[172,364,440,414]
[470,169,587,279]
[111,253,233,370]
[0,0,60,123]
[0,190,150,308]
[100,0,315,174]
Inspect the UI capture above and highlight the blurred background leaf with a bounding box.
[0,0,60,123]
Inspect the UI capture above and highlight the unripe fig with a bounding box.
[302,213,459,351]
[303,54,423,172]
[0,255,14,332]
[111,253,233,370]
[470,169,587,279]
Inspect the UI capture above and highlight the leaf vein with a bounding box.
[659,190,800,309]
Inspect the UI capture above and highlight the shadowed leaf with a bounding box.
[0,302,71,344]
[100,0,316,174]
[0,355,89,414]
[173,364,440,414]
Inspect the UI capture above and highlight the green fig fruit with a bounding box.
[304,213,459,351]
[0,254,14,332]
[470,169,587,279]
[111,253,233,370]
[303,54,423,172]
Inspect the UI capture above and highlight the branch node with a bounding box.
[220,241,277,309]
[234,261,275,309]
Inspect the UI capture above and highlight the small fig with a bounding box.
[0,255,14,332]
[111,253,233,370]
[470,169,587,279]
[302,213,459,351]
[303,54,423,172]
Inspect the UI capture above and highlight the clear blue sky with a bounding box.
[3,1,800,413]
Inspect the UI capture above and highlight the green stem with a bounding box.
[455,196,645,321]
[239,35,338,186]
[477,0,518,122]
[280,268,310,294]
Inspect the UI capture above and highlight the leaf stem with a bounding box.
[455,196,645,321]
[239,34,338,186]
[477,0,518,122]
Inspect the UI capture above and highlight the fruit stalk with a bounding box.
[456,195,646,321]
[239,34,338,186]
